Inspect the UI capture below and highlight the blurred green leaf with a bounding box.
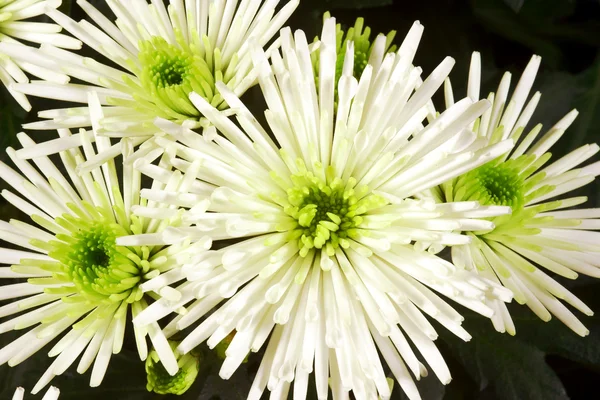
[309,0,393,10]
[518,0,575,21]
[528,69,583,132]
[570,58,600,148]
[404,377,445,400]
[0,89,26,157]
[471,0,600,68]
[441,279,600,400]
[442,317,569,400]
[513,281,600,367]
[471,0,563,67]
[502,0,524,12]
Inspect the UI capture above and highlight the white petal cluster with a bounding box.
[0,0,81,110]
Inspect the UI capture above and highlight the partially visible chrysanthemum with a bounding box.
[146,341,200,395]
[424,52,600,336]
[0,98,211,393]
[0,0,80,110]
[311,12,397,86]
[0,0,298,162]
[12,386,59,400]
[128,19,515,400]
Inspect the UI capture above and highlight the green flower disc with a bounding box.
[121,33,228,123]
[446,153,555,211]
[438,150,561,242]
[29,195,158,306]
[457,159,526,209]
[279,161,388,257]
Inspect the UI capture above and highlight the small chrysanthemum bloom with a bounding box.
[0,105,211,393]
[12,386,60,400]
[0,0,298,151]
[0,0,80,110]
[146,341,200,395]
[130,19,515,400]
[311,12,397,86]
[425,52,600,336]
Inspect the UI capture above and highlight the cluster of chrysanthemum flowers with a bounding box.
[0,1,598,399]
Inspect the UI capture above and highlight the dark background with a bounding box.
[1,0,600,398]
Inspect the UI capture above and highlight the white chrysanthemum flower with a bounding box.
[127,19,516,400]
[0,97,211,394]
[0,0,298,155]
[0,0,80,110]
[425,52,600,337]
[13,386,59,400]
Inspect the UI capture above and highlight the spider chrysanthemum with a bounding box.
[0,113,211,393]
[0,0,80,110]
[426,52,600,336]
[0,0,298,163]
[128,19,516,400]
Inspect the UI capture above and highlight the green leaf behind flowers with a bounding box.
[440,279,600,400]
[313,0,393,9]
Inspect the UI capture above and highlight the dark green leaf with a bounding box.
[502,0,524,12]
[441,317,569,400]
[518,0,575,22]
[511,281,600,367]
[471,0,564,67]
[440,278,600,400]
[570,58,600,148]
[306,0,393,10]
[0,88,26,160]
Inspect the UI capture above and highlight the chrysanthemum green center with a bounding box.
[459,161,525,208]
[125,35,218,121]
[43,209,149,305]
[73,226,115,267]
[283,166,387,256]
[148,52,191,88]
[352,50,369,77]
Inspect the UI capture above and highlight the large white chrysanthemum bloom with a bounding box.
[425,52,600,337]
[0,0,80,110]
[126,19,516,400]
[0,0,298,150]
[13,386,59,400]
[0,96,211,394]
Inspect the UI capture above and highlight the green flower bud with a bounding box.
[146,341,200,395]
